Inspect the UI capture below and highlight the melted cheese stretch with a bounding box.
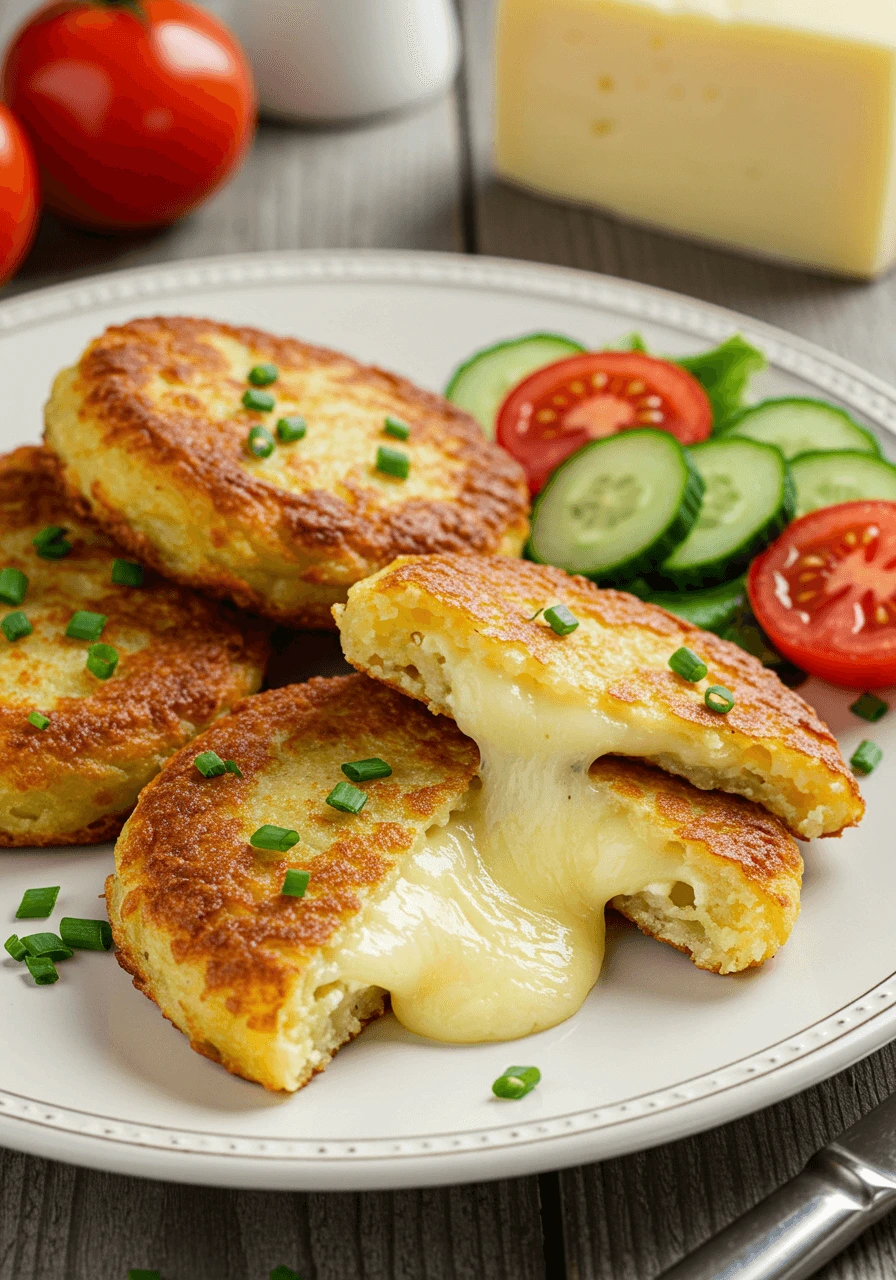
[335,662,690,1043]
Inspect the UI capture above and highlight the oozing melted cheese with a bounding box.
[334,659,691,1042]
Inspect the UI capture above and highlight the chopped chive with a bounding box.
[33,525,73,559]
[850,693,888,724]
[86,642,118,680]
[0,566,27,605]
[16,885,59,918]
[269,1268,302,1280]
[112,559,144,587]
[326,780,367,814]
[375,445,410,480]
[224,759,243,777]
[492,1065,541,1100]
[243,388,276,412]
[194,750,227,778]
[851,739,883,776]
[27,711,49,730]
[248,362,278,387]
[705,685,735,715]
[21,932,73,961]
[4,934,26,961]
[25,954,58,985]
[59,917,113,951]
[383,415,411,441]
[247,425,275,458]
[544,604,579,636]
[282,869,310,899]
[2,611,31,641]
[276,415,307,443]
[66,610,106,641]
[341,758,392,783]
[250,824,300,853]
[669,646,708,682]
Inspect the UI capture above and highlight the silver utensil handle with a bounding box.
[658,1145,896,1280]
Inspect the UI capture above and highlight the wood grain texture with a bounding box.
[456,2,896,1277]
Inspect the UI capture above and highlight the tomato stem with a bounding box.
[94,0,145,16]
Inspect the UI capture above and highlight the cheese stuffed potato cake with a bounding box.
[334,554,864,840]
[44,317,530,628]
[0,446,267,846]
[107,674,801,1092]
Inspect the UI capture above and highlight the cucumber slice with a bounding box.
[646,576,747,634]
[528,428,704,582]
[655,438,794,589]
[791,449,896,517]
[445,332,586,438]
[724,397,880,459]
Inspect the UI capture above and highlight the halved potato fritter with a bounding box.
[107,674,801,1093]
[44,317,530,628]
[334,555,863,839]
[0,446,267,846]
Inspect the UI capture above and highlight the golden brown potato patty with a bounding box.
[44,316,530,628]
[0,446,267,846]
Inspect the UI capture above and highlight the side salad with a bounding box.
[446,332,896,689]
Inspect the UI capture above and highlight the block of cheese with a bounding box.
[495,0,896,277]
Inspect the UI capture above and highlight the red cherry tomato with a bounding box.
[0,105,38,283]
[495,351,713,494]
[748,501,896,688]
[3,0,255,231]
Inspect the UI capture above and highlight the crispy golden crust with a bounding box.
[44,317,530,628]
[0,446,268,846]
[108,676,478,1039]
[335,554,864,839]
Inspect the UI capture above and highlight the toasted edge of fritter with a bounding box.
[334,554,863,840]
[0,445,268,846]
[44,317,531,628]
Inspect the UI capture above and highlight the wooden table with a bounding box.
[4,4,896,1277]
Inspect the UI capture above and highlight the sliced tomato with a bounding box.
[748,500,896,688]
[495,351,712,494]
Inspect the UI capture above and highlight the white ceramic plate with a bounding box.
[1,250,895,1192]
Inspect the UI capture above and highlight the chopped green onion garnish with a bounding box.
[383,415,411,440]
[16,885,59,918]
[250,824,300,852]
[243,388,276,412]
[247,425,275,458]
[341,758,392,783]
[851,739,883,776]
[112,559,144,587]
[248,363,278,387]
[224,759,242,777]
[66,610,106,641]
[850,693,888,723]
[194,750,227,778]
[27,711,49,730]
[269,1268,302,1280]
[2,611,31,641]
[492,1065,541,1100]
[375,445,410,480]
[25,954,58,985]
[33,525,73,559]
[276,415,307,443]
[86,642,118,680]
[326,780,368,814]
[21,932,73,961]
[59,917,113,951]
[544,604,579,636]
[669,647,708,682]
[282,869,310,899]
[0,566,27,605]
[704,685,735,715]
[4,934,26,961]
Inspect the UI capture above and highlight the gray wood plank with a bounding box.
[456,2,896,1276]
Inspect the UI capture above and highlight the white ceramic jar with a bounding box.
[240,0,461,123]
